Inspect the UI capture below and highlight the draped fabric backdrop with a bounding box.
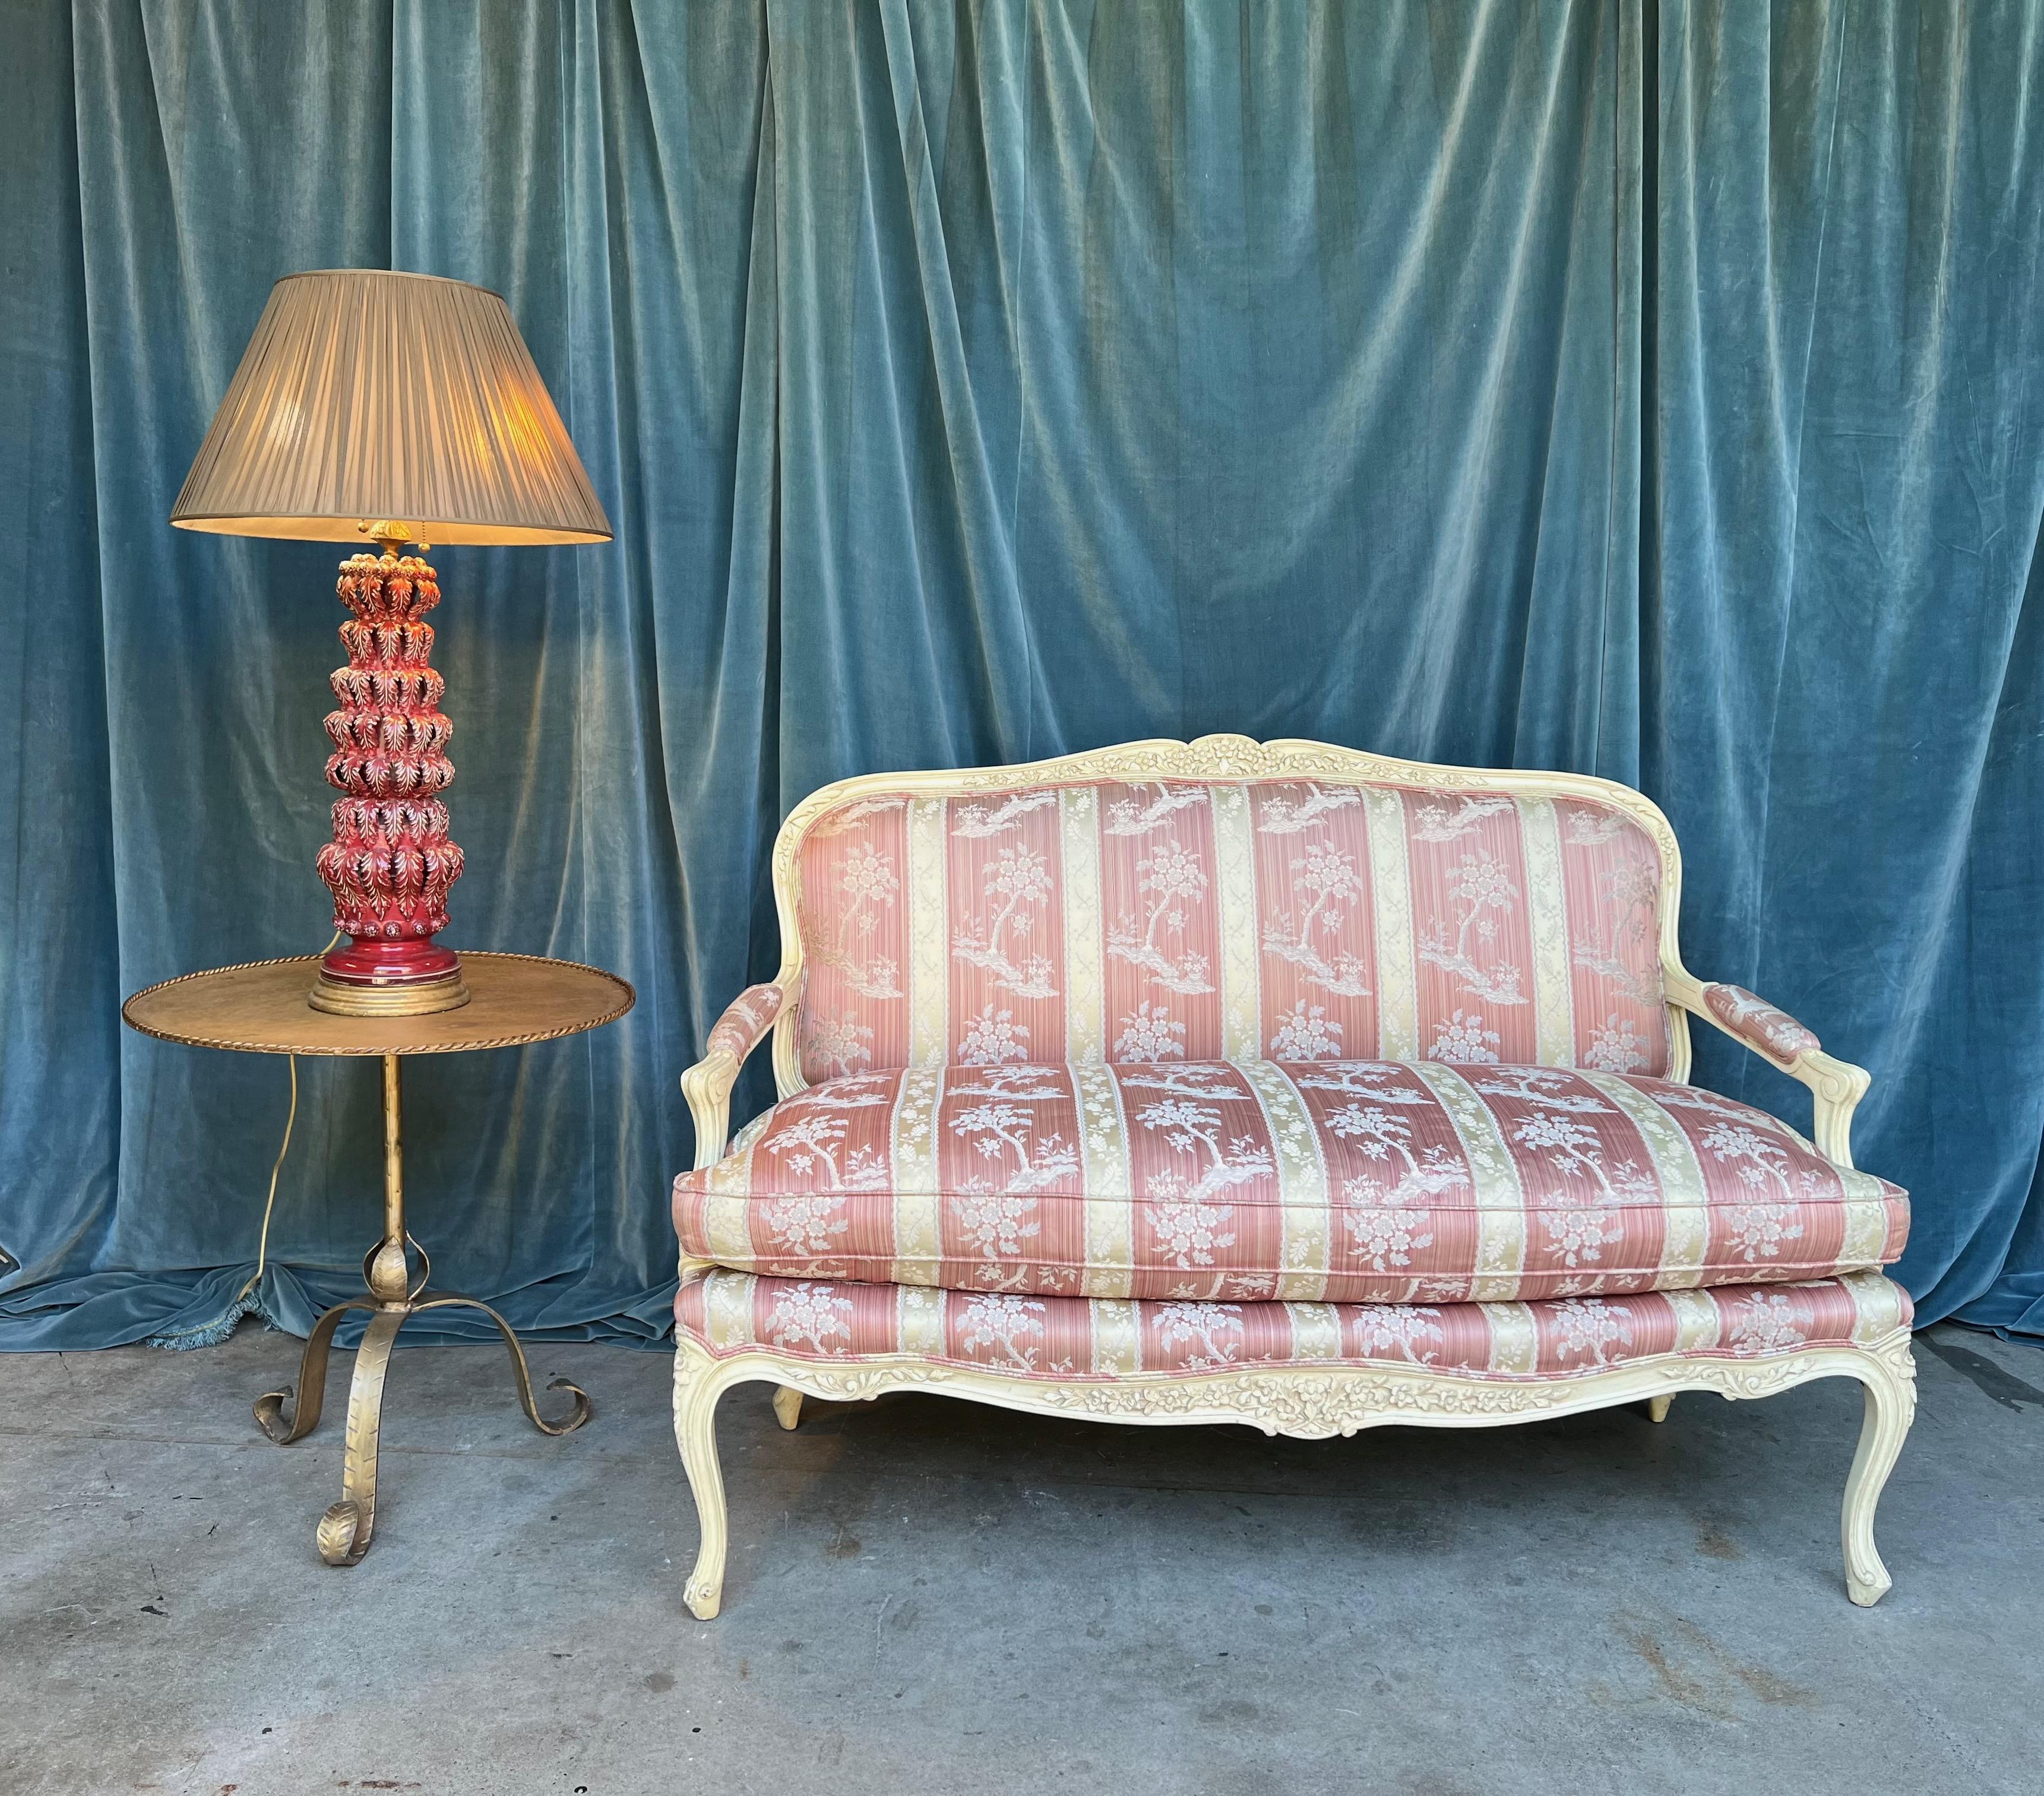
[2,0,2040,1349]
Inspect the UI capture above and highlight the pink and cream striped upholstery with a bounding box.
[676,1266,1910,1380]
[793,779,1670,1086]
[674,1061,1907,1304]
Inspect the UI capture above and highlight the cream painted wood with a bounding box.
[1648,1394,1674,1423]
[681,969,805,1171]
[672,1330,1916,1619]
[672,736,1910,1619]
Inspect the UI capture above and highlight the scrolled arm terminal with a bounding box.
[1663,966,1871,1169]
[681,977,799,1172]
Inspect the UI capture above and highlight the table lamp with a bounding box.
[170,270,611,1016]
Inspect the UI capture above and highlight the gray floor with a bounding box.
[2,1321,2039,1796]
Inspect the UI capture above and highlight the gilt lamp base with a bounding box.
[309,939,470,1017]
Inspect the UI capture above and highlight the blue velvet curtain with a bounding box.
[2,1,2039,1349]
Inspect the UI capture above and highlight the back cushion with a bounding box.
[794,779,1668,1082]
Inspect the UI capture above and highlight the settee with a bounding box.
[671,736,1914,1618]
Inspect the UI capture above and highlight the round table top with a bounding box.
[122,952,634,1056]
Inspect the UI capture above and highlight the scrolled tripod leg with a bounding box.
[316,1306,407,1566]
[254,1298,377,1444]
[413,1295,592,1436]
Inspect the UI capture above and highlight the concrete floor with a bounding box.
[2,1322,2039,1796]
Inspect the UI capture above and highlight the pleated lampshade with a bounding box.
[170,269,611,546]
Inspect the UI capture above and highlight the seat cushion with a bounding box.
[675,1060,1907,1304]
[676,1267,1912,1379]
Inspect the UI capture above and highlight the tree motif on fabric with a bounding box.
[763,1088,893,1192]
[1109,834,1216,995]
[1656,1086,1781,1128]
[765,1282,854,1355]
[1570,855,1660,1005]
[959,1004,1030,1065]
[950,1064,1070,1102]
[952,1190,1048,1281]
[1154,1301,1246,1369]
[1704,984,1821,1059]
[810,796,907,838]
[803,1012,875,1079]
[1428,1010,1501,1064]
[1348,1304,1444,1364]
[1562,810,1625,847]
[1471,1068,1614,1115]
[1127,1073,1273,1275]
[1724,1203,1806,1264]
[1115,1001,1187,1060]
[943,1067,1077,1281]
[1293,1063,1435,1103]
[1549,1297,1632,1366]
[948,1099,1079,1198]
[1255,784,1363,835]
[761,1193,851,1260]
[811,842,904,1000]
[952,843,1059,1000]
[1325,1102,1467,1261]
[316,555,464,941]
[951,791,1059,838]
[707,985,784,1061]
[1269,1001,1342,1061]
[1507,1112,1654,1206]
[1723,1291,1810,1355]
[1480,1080,1654,1267]
[1103,785,1208,836]
[1698,1121,1825,1203]
[1582,1013,1649,1073]
[1343,1206,1437,1275]
[957,1294,1049,1369]
[1260,837,1373,998]
[1418,853,1527,1007]
[1411,795,1514,842]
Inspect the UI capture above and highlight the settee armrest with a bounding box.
[682,975,800,1171]
[1663,966,1871,1169]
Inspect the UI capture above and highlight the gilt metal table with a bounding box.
[122,951,634,1565]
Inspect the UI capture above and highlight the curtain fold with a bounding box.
[0,1,2038,1349]
[1651,0,2044,1332]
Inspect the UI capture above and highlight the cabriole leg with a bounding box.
[675,1360,731,1619]
[1842,1345,1916,1607]
[1647,1394,1674,1424]
[771,1385,803,1431]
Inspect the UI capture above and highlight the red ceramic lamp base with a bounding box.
[308,549,471,1018]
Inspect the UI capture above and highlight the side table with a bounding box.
[122,951,634,1565]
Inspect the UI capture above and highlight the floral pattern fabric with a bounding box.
[674,1060,1907,1303]
[793,777,1672,1084]
[1704,983,1821,1061]
[675,1266,1911,1379]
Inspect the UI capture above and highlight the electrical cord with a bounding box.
[229,929,343,1311]
[146,929,343,1349]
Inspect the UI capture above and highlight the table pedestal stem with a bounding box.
[251,1052,592,1566]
